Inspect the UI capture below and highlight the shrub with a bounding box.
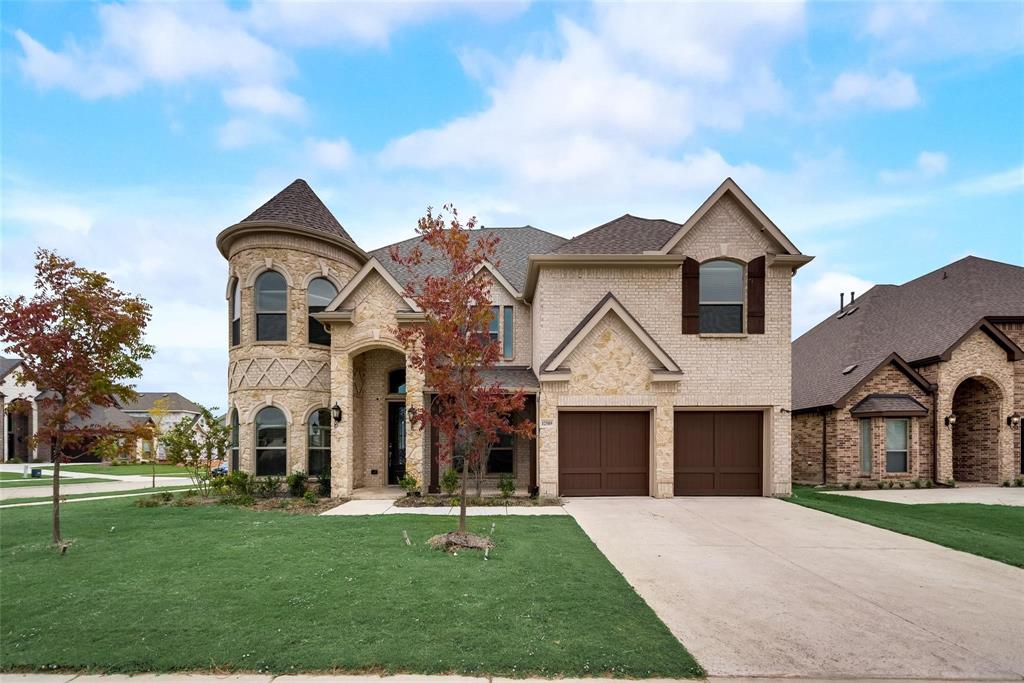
[853,480,863,490]
[317,470,331,497]
[256,476,282,498]
[498,474,516,498]
[303,490,317,504]
[876,481,886,489]
[912,479,921,488]
[1015,477,1024,487]
[399,472,419,494]
[1002,480,1011,487]
[947,478,957,488]
[286,471,308,498]
[841,482,850,490]
[924,479,934,488]
[223,470,254,497]
[897,481,905,489]
[134,496,161,508]
[440,467,460,496]
[171,492,198,507]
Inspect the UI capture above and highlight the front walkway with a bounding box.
[565,496,1024,680]
[322,499,567,516]
[822,485,1024,506]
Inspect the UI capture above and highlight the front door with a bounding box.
[387,402,406,485]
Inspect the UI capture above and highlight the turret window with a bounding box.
[307,278,337,346]
[255,271,287,341]
[230,281,241,346]
[308,408,331,476]
[255,406,287,476]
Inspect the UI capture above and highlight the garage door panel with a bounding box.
[559,411,649,496]
[674,411,762,496]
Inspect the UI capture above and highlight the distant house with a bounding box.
[1,358,39,462]
[792,257,1023,486]
[118,392,203,461]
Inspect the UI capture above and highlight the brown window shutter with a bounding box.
[747,255,765,334]
[682,257,700,334]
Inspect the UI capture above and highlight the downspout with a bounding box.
[821,407,828,486]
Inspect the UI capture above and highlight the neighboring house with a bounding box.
[217,177,812,498]
[118,392,203,460]
[792,257,1024,486]
[1,358,40,462]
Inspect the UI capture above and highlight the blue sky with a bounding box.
[2,1,1022,408]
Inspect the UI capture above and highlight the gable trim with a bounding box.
[474,261,522,299]
[540,292,681,374]
[835,352,935,410]
[325,257,420,313]
[938,318,1023,363]
[655,178,801,256]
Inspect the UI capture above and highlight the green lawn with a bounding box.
[0,501,701,677]
[788,486,1024,567]
[0,475,109,488]
[41,463,187,476]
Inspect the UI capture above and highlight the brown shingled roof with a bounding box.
[242,179,356,244]
[552,214,684,254]
[793,256,1024,411]
[849,393,929,417]
[373,226,567,293]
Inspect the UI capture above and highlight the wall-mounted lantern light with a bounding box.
[944,414,957,429]
[1008,414,1021,430]
[331,402,343,425]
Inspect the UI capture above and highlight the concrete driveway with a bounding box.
[566,497,1024,680]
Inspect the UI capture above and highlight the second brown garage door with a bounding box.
[674,411,763,495]
[559,411,649,496]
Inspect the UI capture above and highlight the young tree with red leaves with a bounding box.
[390,205,534,536]
[0,249,154,549]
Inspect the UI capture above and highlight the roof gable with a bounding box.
[541,292,681,375]
[326,257,420,313]
[657,178,801,256]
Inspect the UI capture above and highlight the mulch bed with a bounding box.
[394,495,562,508]
[426,530,495,552]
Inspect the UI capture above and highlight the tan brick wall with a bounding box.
[991,321,1023,477]
[225,232,360,476]
[353,348,405,488]
[792,411,824,484]
[533,193,794,496]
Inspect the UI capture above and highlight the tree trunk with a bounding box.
[51,443,62,546]
[458,452,469,533]
[151,452,155,489]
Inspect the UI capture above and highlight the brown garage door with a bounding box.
[674,411,762,495]
[559,411,649,496]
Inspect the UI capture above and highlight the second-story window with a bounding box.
[307,278,337,346]
[699,260,744,333]
[255,271,287,342]
[489,306,500,345]
[502,306,514,360]
[230,281,241,346]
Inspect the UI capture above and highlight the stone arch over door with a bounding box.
[951,376,1003,483]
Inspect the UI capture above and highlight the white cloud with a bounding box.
[380,5,801,195]
[954,165,1024,196]
[821,70,921,110]
[792,270,875,337]
[863,2,1024,62]
[879,151,948,183]
[222,85,306,120]
[3,190,96,234]
[307,137,355,170]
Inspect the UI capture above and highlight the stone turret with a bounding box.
[216,179,366,478]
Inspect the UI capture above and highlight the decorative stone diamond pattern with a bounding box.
[229,358,329,390]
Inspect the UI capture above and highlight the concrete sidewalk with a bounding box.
[321,499,567,516]
[821,486,1024,506]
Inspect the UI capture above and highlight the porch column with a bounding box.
[536,385,559,497]
[405,361,426,492]
[331,350,354,498]
[653,392,675,498]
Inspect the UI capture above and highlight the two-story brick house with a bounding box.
[216,177,812,498]
[792,257,1024,486]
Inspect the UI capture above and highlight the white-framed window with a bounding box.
[307,278,337,346]
[699,260,744,333]
[255,271,288,342]
[231,281,241,346]
[885,418,908,473]
[859,418,872,475]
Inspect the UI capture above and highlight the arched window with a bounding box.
[254,406,286,476]
[388,368,407,395]
[307,278,337,346]
[229,409,239,472]
[230,281,241,346]
[308,408,331,476]
[255,271,287,341]
[699,260,744,333]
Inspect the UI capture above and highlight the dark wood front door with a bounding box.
[559,411,649,496]
[387,402,406,485]
[674,411,762,495]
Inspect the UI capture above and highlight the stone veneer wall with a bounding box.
[225,231,360,476]
[991,321,1023,476]
[918,329,1016,484]
[534,193,794,497]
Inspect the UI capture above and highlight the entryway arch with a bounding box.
[951,376,1003,483]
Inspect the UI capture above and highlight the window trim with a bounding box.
[254,270,289,343]
[859,418,872,475]
[698,259,745,334]
[884,418,909,473]
[230,280,241,347]
[306,277,337,347]
[254,406,287,476]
